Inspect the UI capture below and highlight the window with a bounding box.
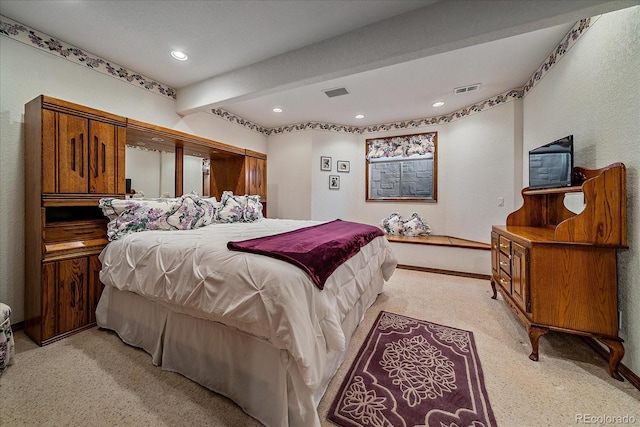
[366,132,437,202]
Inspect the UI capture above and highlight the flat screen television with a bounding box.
[528,135,573,189]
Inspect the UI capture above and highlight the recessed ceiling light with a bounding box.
[170,50,188,61]
[272,107,283,113]
[151,137,164,142]
[432,101,445,108]
[355,114,365,119]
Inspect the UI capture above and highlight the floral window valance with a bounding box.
[366,132,435,160]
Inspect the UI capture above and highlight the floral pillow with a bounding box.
[99,194,218,240]
[244,195,264,222]
[216,191,264,223]
[379,212,431,236]
[402,212,431,236]
[99,198,177,240]
[165,193,217,229]
[217,191,246,223]
[380,212,404,235]
[99,197,182,221]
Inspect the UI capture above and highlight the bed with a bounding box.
[95,207,397,427]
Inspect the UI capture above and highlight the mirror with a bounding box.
[183,153,205,196]
[564,192,586,214]
[125,146,176,198]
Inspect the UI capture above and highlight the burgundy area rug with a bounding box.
[328,311,496,427]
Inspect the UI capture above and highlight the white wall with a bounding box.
[440,102,521,242]
[269,102,519,244]
[522,6,640,374]
[266,132,313,219]
[310,131,362,221]
[0,36,266,322]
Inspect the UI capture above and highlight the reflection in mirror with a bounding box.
[184,154,204,196]
[564,192,586,214]
[125,146,176,198]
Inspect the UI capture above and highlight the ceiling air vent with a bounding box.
[323,87,349,98]
[453,83,481,94]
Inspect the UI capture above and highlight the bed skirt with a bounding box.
[95,267,384,427]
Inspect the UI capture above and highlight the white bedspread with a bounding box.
[99,218,397,390]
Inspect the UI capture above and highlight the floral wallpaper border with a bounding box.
[2,13,595,135]
[0,15,177,99]
[211,89,524,136]
[523,16,597,95]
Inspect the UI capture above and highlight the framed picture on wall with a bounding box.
[321,156,332,171]
[337,160,350,173]
[329,175,340,190]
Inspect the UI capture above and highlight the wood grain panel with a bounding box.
[530,245,617,335]
[41,262,57,342]
[57,258,88,334]
[556,163,626,246]
[41,109,56,193]
[89,120,117,194]
[511,242,528,312]
[57,113,89,193]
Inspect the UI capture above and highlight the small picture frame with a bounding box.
[329,175,340,190]
[337,160,350,173]
[321,156,332,171]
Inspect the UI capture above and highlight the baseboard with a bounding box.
[397,264,491,281]
[11,320,24,331]
[582,337,640,391]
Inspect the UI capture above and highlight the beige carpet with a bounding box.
[1,269,638,426]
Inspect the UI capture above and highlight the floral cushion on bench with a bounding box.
[380,212,431,237]
[402,212,432,236]
[380,212,404,235]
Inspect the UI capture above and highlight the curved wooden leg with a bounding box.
[599,338,625,381]
[527,326,549,361]
[490,279,497,299]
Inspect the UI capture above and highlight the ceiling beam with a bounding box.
[176,0,635,116]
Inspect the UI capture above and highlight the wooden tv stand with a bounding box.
[490,163,627,380]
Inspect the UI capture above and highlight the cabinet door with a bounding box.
[57,112,89,193]
[511,242,529,312]
[57,257,89,335]
[246,156,266,197]
[89,121,118,194]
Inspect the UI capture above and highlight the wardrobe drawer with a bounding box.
[499,235,511,255]
[498,268,511,293]
[44,220,107,243]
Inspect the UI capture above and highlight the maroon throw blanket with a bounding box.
[227,219,384,290]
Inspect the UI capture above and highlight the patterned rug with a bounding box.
[328,311,496,427]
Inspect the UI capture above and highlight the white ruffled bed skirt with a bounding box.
[95,267,383,427]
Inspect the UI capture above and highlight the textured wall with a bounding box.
[522,6,640,373]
